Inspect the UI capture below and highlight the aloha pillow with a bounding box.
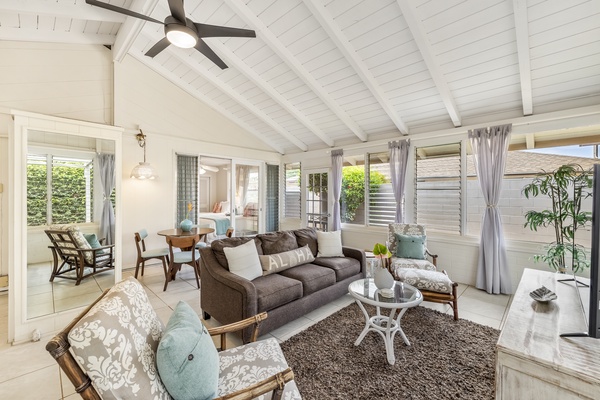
[316,230,344,257]
[223,239,263,280]
[68,277,171,399]
[260,245,315,275]
[84,233,105,254]
[157,301,219,400]
[395,233,426,260]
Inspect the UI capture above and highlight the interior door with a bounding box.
[199,177,210,212]
[304,169,329,231]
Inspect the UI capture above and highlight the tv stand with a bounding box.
[495,269,600,399]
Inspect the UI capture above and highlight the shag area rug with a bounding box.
[280,304,499,400]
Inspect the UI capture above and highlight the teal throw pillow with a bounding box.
[157,301,219,400]
[83,233,105,254]
[395,233,426,260]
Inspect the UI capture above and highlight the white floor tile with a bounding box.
[0,365,62,399]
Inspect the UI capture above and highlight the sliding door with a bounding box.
[304,169,329,231]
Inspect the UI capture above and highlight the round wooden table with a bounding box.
[157,227,214,240]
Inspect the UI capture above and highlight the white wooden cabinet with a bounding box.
[496,269,600,399]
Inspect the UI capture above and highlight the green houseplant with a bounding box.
[522,164,593,273]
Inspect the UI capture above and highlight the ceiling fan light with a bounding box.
[199,167,206,174]
[131,162,158,180]
[166,24,197,48]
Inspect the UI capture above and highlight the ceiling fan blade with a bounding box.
[194,39,228,69]
[194,23,256,38]
[85,0,163,25]
[167,0,187,23]
[145,37,171,57]
[200,165,219,172]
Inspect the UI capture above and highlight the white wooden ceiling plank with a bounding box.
[304,0,408,134]
[449,68,520,92]
[436,30,515,67]
[398,0,461,126]
[277,16,320,47]
[302,49,346,74]
[529,14,600,48]
[340,1,399,38]
[37,15,55,31]
[452,77,522,102]
[254,0,296,26]
[266,2,311,34]
[527,0,589,22]
[239,45,276,69]
[534,84,600,106]
[0,11,18,27]
[386,80,437,101]
[0,0,126,23]
[455,85,522,105]
[416,0,466,21]
[370,50,421,81]
[529,27,600,59]
[512,0,533,115]
[208,39,335,146]
[18,13,37,29]
[389,87,442,107]
[529,1,599,36]
[288,28,332,59]
[357,29,416,64]
[461,99,523,118]
[69,19,87,33]
[404,112,450,125]
[129,51,286,154]
[444,49,518,82]
[0,26,115,44]
[532,74,600,94]
[532,53,600,80]
[112,0,160,62]
[322,0,364,20]
[377,63,430,90]
[97,21,117,35]
[83,21,101,34]
[530,42,600,69]
[288,91,318,106]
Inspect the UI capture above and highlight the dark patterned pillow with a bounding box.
[257,231,298,255]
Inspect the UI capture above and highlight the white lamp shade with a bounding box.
[131,162,158,180]
[166,27,197,48]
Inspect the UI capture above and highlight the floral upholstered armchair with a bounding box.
[388,223,459,320]
[46,277,300,399]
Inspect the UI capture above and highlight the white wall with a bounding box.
[113,55,280,269]
[0,41,113,277]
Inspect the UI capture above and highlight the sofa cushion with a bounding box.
[294,227,318,257]
[312,256,361,282]
[316,230,344,257]
[394,268,454,294]
[279,264,336,296]
[156,301,218,400]
[224,240,263,281]
[252,274,303,313]
[257,231,298,255]
[260,245,315,275]
[395,233,426,260]
[68,277,171,400]
[210,237,263,269]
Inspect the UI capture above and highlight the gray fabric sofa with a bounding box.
[199,228,365,342]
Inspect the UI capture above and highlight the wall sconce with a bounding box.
[130,130,158,180]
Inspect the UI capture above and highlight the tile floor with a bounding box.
[0,265,513,399]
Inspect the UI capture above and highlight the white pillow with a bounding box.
[223,240,263,280]
[316,230,345,257]
[219,201,230,213]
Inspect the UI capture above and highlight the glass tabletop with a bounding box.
[348,278,422,307]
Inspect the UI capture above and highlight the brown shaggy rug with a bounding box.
[280,304,499,400]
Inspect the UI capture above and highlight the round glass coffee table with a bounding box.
[348,278,423,365]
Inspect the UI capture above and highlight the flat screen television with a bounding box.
[561,163,600,339]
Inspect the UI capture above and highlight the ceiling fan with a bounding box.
[199,164,219,174]
[85,0,256,69]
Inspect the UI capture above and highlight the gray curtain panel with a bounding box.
[469,124,512,294]
[176,155,198,225]
[97,153,115,245]
[388,139,410,223]
[331,149,343,231]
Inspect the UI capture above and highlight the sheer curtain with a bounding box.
[176,155,198,225]
[331,149,343,231]
[97,154,115,245]
[388,139,410,223]
[469,124,512,294]
[236,165,250,209]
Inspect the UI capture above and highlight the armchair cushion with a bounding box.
[394,233,426,260]
[217,338,301,399]
[260,245,315,275]
[394,268,454,294]
[391,257,436,271]
[157,301,219,400]
[67,277,170,399]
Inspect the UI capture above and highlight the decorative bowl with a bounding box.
[529,286,557,303]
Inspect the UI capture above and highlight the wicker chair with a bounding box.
[45,229,115,285]
[388,223,458,320]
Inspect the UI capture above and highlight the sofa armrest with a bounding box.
[342,246,366,274]
[199,248,259,332]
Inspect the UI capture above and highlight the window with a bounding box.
[27,153,93,226]
[341,155,365,225]
[415,143,461,234]
[306,171,328,231]
[284,163,301,218]
[367,152,395,226]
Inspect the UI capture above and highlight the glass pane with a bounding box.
[236,164,259,236]
[266,164,279,232]
[368,152,396,226]
[341,155,365,225]
[307,172,328,231]
[285,162,301,218]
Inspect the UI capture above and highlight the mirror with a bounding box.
[8,111,123,343]
[26,131,117,319]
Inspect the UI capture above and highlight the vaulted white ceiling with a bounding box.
[1,0,599,154]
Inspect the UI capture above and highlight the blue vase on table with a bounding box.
[180,219,193,232]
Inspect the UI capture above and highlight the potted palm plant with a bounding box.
[522,164,593,273]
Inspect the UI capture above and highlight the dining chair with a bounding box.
[226,227,234,238]
[134,230,170,287]
[165,234,201,291]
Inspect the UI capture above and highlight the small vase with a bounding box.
[180,219,193,232]
[374,263,394,290]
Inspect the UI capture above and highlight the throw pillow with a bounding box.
[294,227,318,257]
[260,245,315,275]
[258,231,298,255]
[157,301,219,400]
[395,233,426,260]
[223,240,263,280]
[316,230,345,257]
[68,277,170,399]
[83,233,105,254]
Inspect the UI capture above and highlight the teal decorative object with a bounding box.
[180,219,193,232]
